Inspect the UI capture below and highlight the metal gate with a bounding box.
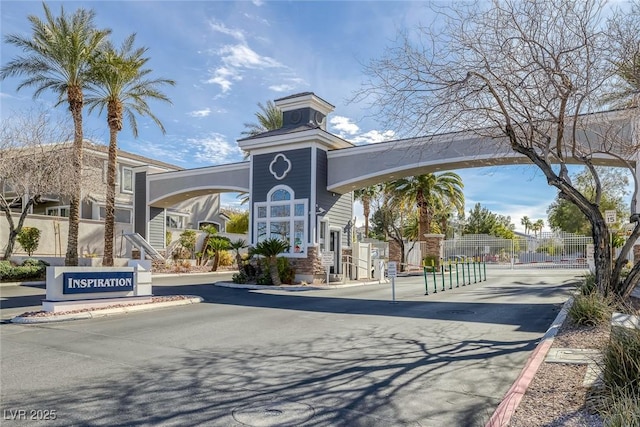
[442,232,593,269]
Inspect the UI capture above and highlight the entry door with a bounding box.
[329,230,340,274]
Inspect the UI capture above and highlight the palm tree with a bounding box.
[354,185,380,238]
[252,238,290,286]
[533,219,545,238]
[207,237,230,272]
[241,100,282,137]
[520,216,532,235]
[1,3,110,266]
[84,34,175,266]
[229,239,247,271]
[387,172,464,239]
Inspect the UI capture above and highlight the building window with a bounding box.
[254,185,307,256]
[121,167,133,193]
[46,206,69,217]
[99,207,132,224]
[166,213,189,229]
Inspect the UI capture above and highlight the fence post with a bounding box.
[484,260,487,281]
[456,262,459,287]
[441,263,445,291]
[449,261,453,289]
[467,260,472,285]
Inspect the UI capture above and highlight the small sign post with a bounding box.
[321,251,334,284]
[387,261,397,303]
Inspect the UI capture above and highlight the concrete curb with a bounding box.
[9,296,203,324]
[485,296,574,427]
[0,280,46,288]
[214,280,385,291]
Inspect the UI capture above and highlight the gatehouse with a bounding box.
[132,92,638,283]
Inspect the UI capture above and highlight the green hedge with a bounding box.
[0,259,49,282]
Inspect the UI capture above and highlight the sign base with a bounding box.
[42,296,153,313]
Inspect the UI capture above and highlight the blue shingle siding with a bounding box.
[134,171,147,237]
[316,148,353,247]
[148,207,165,249]
[252,148,312,202]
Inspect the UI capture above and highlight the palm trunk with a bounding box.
[102,121,119,267]
[269,256,281,286]
[363,198,370,238]
[65,87,84,266]
[210,253,220,272]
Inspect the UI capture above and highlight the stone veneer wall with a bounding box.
[289,246,325,283]
[421,234,445,264]
[388,240,401,266]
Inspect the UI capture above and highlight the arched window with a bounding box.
[254,185,308,256]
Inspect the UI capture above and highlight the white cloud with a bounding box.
[269,84,296,92]
[209,21,245,43]
[187,133,245,165]
[329,115,396,144]
[219,44,281,69]
[187,108,212,118]
[205,43,283,93]
[330,115,360,135]
[349,130,396,145]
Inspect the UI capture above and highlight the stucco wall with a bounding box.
[1,213,133,258]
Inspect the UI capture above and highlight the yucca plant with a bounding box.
[251,238,290,286]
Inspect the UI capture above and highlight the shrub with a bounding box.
[232,271,248,284]
[578,273,597,295]
[17,226,41,256]
[277,257,296,284]
[597,387,640,427]
[590,327,640,427]
[568,291,613,326]
[217,250,233,267]
[179,229,197,258]
[602,327,640,394]
[0,259,47,282]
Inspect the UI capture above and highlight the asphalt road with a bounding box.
[0,269,582,427]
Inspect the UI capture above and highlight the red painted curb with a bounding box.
[485,338,555,426]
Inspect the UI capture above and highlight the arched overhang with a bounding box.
[147,162,250,207]
[327,109,635,193]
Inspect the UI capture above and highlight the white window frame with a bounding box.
[121,167,133,194]
[98,205,133,224]
[46,206,70,218]
[166,212,189,230]
[253,185,308,258]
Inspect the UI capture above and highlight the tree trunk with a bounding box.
[363,198,370,238]
[210,253,220,272]
[102,119,119,267]
[269,256,282,286]
[2,198,37,259]
[65,87,84,266]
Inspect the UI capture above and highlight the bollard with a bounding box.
[473,258,477,283]
[461,259,466,286]
[432,260,437,293]
[467,260,471,285]
[449,261,453,289]
[455,262,460,287]
[423,266,429,295]
[484,261,487,281]
[441,264,445,292]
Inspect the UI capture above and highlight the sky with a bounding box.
[0,0,613,233]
